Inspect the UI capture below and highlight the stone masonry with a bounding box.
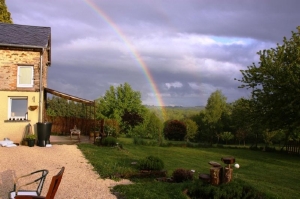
[0,48,49,91]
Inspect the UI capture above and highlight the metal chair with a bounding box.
[70,125,81,141]
[14,167,65,199]
[9,169,49,199]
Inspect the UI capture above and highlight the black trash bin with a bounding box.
[37,122,52,147]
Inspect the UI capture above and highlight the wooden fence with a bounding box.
[286,141,300,155]
[45,116,104,135]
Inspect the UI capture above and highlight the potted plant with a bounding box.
[25,134,36,147]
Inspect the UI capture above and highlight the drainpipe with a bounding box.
[38,49,44,122]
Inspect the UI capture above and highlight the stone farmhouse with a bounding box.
[0,22,95,143]
[0,22,51,142]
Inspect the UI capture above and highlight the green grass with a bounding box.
[77,138,300,199]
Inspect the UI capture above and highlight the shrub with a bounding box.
[138,156,164,171]
[172,168,194,182]
[187,179,275,199]
[102,136,117,146]
[163,120,187,141]
[104,119,120,137]
[133,137,159,146]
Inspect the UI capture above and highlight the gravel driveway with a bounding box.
[0,145,131,199]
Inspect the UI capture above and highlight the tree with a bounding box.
[103,119,120,137]
[163,120,187,141]
[204,90,227,144]
[46,96,92,118]
[145,112,163,141]
[0,0,13,23]
[121,109,144,134]
[235,129,247,146]
[237,26,300,141]
[181,118,198,142]
[262,129,277,148]
[220,132,234,144]
[231,98,253,145]
[191,110,210,142]
[46,96,68,117]
[97,83,146,134]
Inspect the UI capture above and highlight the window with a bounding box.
[17,66,34,87]
[8,97,28,120]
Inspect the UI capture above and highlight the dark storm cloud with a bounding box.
[6,0,300,106]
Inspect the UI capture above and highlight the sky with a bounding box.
[6,0,300,107]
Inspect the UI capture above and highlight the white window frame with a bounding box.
[17,66,34,87]
[8,97,28,120]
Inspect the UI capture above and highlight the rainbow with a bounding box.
[84,0,167,120]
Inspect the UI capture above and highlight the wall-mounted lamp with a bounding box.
[32,96,35,102]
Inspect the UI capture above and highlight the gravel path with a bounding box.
[0,145,132,199]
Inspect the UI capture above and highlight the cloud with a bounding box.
[6,0,300,106]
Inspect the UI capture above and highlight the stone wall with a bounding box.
[0,47,49,91]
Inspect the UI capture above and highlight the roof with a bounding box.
[44,87,95,105]
[0,22,51,48]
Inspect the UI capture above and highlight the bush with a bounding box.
[172,168,194,183]
[187,179,275,199]
[104,119,120,137]
[102,136,117,146]
[133,137,159,146]
[138,156,164,171]
[163,120,187,141]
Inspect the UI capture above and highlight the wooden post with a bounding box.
[210,167,221,185]
[223,166,233,183]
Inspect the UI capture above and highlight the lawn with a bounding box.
[77,138,300,199]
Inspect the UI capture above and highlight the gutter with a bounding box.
[0,43,47,49]
[38,49,44,122]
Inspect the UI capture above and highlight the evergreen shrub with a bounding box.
[138,156,164,171]
[102,136,117,146]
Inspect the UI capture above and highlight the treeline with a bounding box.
[146,106,204,121]
[45,88,287,147]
